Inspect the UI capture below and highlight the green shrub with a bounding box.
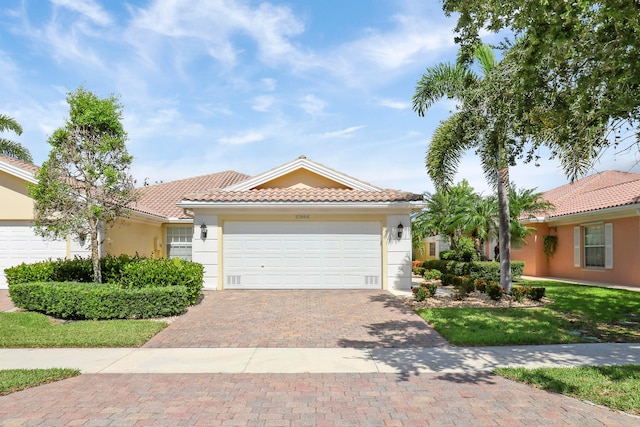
[4,261,56,286]
[4,254,142,286]
[423,269,441,281]
[422,260,525,282]
[5,255,204,306]
[460,276,475,294]
[413,286,429,302]
[474,279,488,293]
[439,250,457,261]
[527,286,546,301]
[8,282,189,320]
[452,285,468,300]
[413,266,426,276]
[486,282,504,301]
[422,281,438,297]
[511,285,527,303]
[441,273,456,286]
[119,258,203,305]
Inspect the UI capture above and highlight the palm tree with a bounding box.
[509,185,553,248]
[0,114,32,163]
[463,194,498,260]
[413,180,478,258]
[413,43,516,291]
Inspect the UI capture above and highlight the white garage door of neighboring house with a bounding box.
[0,222,68,288]
[223,221,382,289]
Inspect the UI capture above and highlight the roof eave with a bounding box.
[522,203,640,225]
[0,160,37,183]
[177,200,422,209]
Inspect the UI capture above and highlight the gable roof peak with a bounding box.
[223,156,381,192]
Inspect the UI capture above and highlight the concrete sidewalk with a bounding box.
[3,343,638,374]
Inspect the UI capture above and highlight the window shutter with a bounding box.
[605,223,613,269]
[574,226,581,267]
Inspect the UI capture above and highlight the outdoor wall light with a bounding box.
[200,223,208,239]
[397,223,404,239]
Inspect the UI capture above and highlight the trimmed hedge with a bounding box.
[119,258,203,305]
[8,282,190,320]
[422,259,524,281]
[4,254,137,286]
[4,255,204,319]
[4,255,203,306]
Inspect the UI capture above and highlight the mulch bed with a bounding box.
[402,283,553,310]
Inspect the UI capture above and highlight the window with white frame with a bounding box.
[584,225,605,267]
[574,223,613,269]
[166,226,193,261]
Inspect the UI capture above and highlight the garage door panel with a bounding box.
[223,221,381,289]
[0,223,78,288]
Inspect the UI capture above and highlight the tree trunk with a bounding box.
[90,227,102,283]
[497,166,512,293]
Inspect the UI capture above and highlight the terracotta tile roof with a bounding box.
[135,171,251,218]
[0,153,39,175]
[183,188,422,203]
[543,170,640,218]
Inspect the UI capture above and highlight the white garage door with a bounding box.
[223,221,382,289]
[0,222,68,288]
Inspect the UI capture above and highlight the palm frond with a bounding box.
[426,113,473,192]
[413,63,473,116]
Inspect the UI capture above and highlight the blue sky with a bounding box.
[1,0,637,195]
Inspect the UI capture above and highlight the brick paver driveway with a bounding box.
[144,290,448,348]
[1,373,635,426]
[0,289,14,312]
[2,289,637,425]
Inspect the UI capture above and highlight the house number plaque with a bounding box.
[295,214,310,220]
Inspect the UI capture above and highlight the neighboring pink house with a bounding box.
[513,170,640,288]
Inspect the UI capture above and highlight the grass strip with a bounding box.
[495,365,640,415]
[416,280,640,346]
[0,312,167,347]
[0,368,80,396]
[417,306,581,346]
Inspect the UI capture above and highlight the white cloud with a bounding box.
[218,131,264,145]
[261,78,277,91]
[378,98,410,110]
[128,0,305,67]
[41,21,105,67]
[299,94,326,116]
[252,96,275,112]
[320,125,366,138]
[124,108,207,145]
[50,0,113,27]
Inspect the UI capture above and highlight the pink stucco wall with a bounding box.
[512,216,640,288]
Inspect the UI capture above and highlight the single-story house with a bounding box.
[0,154,423,291]
[512,170,640,289]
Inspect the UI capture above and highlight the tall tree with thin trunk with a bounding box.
[29,87,138,283]
[0,114,32,163]
[413,44,516,291]
[442,0,640,181]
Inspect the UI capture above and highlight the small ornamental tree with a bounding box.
[29,87,138,283]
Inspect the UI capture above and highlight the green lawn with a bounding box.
[417,280,640,346]
[0,312,167,347]
[0,368,80,396]
[495,365,640,416]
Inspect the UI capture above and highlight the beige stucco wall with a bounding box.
[255,169,349,189]
[104,218,164,258]
[0,171,34,220]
